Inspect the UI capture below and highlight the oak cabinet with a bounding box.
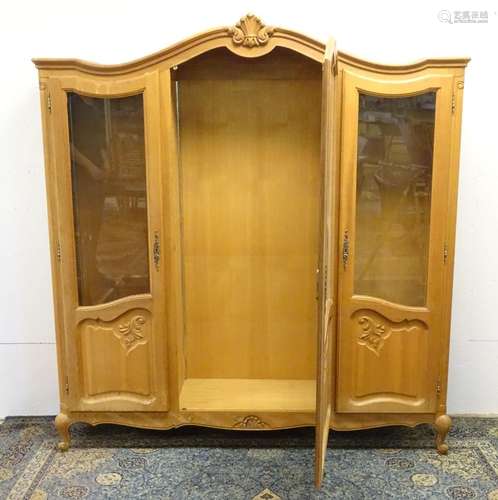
[33,14,468,486]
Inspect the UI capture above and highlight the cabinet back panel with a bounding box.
[174,47,322,81]
[177,57,321,379]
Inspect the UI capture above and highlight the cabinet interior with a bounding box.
[174,48,322,411]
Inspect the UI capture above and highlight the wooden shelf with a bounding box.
[179,378,316,412]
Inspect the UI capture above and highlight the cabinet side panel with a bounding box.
[161,69,185,409]
[38,76,68,409]
[437,73,466,415]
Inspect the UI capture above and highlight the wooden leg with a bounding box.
[434,414,452,455]
[55,413,71,451]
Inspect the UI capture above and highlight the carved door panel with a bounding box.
[315,39,338,488]
[49,75,168,412]
[336,70,453,413]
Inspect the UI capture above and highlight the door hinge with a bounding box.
[316,265,329,301]
[436,380,441,397]
[451,94,456,114]
[443,242,448,264]
[47,93,52,114]
[342,230,349,270]
[65,376,69,395]
[323,264,328,299]
[56,241,62,262]
[153,231,160,270]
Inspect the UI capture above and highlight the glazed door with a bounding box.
[315,39,338,488]
[336,69,453,413]
[49,74,168,412]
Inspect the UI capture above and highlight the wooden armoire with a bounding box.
[33,14,468,486]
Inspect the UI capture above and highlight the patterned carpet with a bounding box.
[0,417,497,499]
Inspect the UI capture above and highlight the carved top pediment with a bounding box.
[227,14,274,48]
[32,14,469,76]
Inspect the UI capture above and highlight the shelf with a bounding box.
[179,378,316,412]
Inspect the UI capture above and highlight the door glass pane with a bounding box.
[68,93,149,306]
[354,92,435,306]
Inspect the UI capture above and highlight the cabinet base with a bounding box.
[55,410,450,453]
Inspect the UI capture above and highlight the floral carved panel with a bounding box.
[80,309,150,355]
[353,309,427,356]
[115,316,147,353]
[77,308,153,399]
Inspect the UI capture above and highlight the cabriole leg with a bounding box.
[434,414,452,454]
[55,413,72,451]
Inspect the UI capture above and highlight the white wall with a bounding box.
[1,0,497,416]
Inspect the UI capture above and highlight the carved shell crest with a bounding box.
[228,14,274,48]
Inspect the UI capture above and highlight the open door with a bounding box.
[315,38,338,488]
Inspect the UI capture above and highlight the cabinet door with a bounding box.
[315,39,338,488]
[49,75,168,412]
[336,70,453,413]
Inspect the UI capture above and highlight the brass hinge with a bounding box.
[56,241,61,262]
[65,376,69,395]
[443,242,448,264]
[451,94,456,114]
[153,231,160,270]
[47,93,52,114]
[436,380,441,397]
[342,230,349,270]
[323,264,328,299]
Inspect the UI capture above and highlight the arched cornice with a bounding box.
[32,14,325,76]
[32,13,470,77]
[337,51,470,74]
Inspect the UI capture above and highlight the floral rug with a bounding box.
[0,416,497,499]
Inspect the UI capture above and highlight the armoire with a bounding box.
[33,14,468,486]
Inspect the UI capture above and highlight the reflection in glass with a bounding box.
[354,92,435,306]
[68,93,149,306]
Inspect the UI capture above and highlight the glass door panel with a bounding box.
[354,93,435,306]
[336,70,453,414]
[67,93,150,306]
[51,75,167,413]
